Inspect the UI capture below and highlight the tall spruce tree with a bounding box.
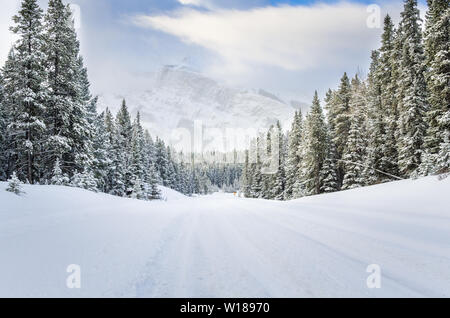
[0,72,6,180]
[284,111,303,199]
[44,0,93,179]
[4,0,48,183]
[342,76,367,189]
[397,0,429,177]
[332,73,352,185]
[378,15,400,178]
[298,92,328,196]
[422,0,450,174]
[320,129,339,193]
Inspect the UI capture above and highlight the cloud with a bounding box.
[0,1,20,66]
[133,2,384,75]
[177,0,215,9]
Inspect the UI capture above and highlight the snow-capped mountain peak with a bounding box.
[97,66,296,151]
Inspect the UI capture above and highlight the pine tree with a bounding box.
[6,172,24,195]
[130,177,144,200]
[284,111,303,199]
[4,0,48,184]
[270,121,286,200]
[261,126,274,199]
[155,138,170,186]
[50,158,69,185]
[378,15,400,179]
[250,137,263,198]
[241,150,251,198]
[115,100,133,193]
[298,92,328,196]
[103,108,125,196]
[147,164,162,200]
[91,111,111,192]
[0,72,6,180]
[332,73,352,185]
[320,130,339,193]
[71,167,98,192]
[44,0,93,180]
[342,114,367,190]
[397,0,429,177]
[422,1,450,174]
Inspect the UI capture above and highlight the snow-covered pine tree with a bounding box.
[332,73,352,186]
[115,99,133,193]
[104,108,125,196]
[147,164,162,200]
[422,1,450,174]
[270,121,286,200]
[378,15,400,179]
[284,111,303,200]
[365,51,388,184]
[298,91,328,196]
[261,126,274,199]
[342,75,367,190]
[6,172,24,195]
[342,117,367,189]
[0,72,6,180]
[130,112,145,181]
[71,167,98,192]
[90,111,111,192]
[155,137,170,186]
[250,137,263,198]
[4,0,48,184]
[324,89,337,138]
[130,177,144,200]
[50,158,69,185]
[396,0,429,177]
[241,150,251,198]
[166,147,178,189]
[42,0,95,181]
[320,130,339,193]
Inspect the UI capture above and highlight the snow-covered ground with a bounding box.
[0,176,449,298]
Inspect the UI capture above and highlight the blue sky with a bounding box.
[0,0,429,103]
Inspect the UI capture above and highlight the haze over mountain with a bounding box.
[97,65,299,151]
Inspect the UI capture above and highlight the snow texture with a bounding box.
[0,176,449,297]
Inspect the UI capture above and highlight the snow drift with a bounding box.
[0,176,449,297]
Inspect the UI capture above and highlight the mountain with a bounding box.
[97,66,296,151]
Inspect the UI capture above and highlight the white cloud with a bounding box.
[177,0,214,9]
[0,1,20,66]
[133,2,384,74]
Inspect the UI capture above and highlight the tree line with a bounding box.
[0,0,241,200]
[242,0,449,200]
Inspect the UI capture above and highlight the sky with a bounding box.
[0,0,428,104]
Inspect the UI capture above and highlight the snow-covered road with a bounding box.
[0,176,449,297]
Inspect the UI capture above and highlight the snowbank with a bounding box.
[0,176,449,297]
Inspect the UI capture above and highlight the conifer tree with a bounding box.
[71,167,98,192]
[0,73,6,180]
[4,0,48,184]
[378,15,400,178]
[396,0,429,177]
[298,92,328,196]
[284,111,303,199]
[44,0,93,179]
[320,132,339,193]
[6,172,24,195]
[333,73,352,185]
[422,0,450,174]
[50,158,69,185]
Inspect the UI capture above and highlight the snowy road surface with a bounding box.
[0,176,449,297]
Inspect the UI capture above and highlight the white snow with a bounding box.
[0,176,449,297]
